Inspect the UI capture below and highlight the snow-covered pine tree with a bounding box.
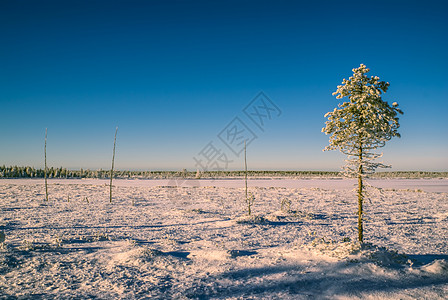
[322,64,403,243]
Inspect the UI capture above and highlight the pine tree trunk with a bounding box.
[357,146,364,243]
[357,172,363,242]
[357,83,364,243]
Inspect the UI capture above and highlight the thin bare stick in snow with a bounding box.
[44,128,48,201]
[110,127,118,203]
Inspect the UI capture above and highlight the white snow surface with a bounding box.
[1,178,447,299]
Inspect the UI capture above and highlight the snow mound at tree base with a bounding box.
[106,241,164,269]
[307,238,411,267]
[307,238,448,278]
[421,259,448,275]
[235,214,268,224]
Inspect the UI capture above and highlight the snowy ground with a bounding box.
[1,178,447,299]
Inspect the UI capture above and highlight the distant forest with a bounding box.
[0,166,446,179]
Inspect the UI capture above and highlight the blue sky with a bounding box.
[1,0,447,171]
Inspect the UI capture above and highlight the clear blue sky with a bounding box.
[1,0,447,171]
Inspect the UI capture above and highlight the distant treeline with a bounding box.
[0,166,446,179]
[370,171,448,179]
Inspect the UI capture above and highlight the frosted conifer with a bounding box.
[322,64,403,242]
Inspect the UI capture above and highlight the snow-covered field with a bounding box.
[1,178,447,299]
